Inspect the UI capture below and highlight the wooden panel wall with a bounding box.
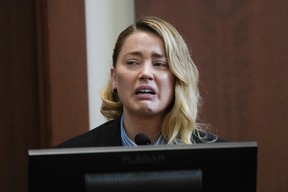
[36,0,89,147]
[0,1,39,191]
[0,0,89,191]
[135,1,288,192]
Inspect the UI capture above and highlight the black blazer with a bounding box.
[55,117,224,148]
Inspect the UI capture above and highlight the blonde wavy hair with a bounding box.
[101,16,211,144]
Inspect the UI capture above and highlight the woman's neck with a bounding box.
[122,112,163,144]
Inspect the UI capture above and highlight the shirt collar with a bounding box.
[120,114,166,146]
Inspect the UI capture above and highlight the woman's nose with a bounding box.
[139,63,153,80]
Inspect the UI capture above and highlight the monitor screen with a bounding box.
[28,141,257,192]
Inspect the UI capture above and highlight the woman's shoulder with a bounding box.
[54,118,122,148]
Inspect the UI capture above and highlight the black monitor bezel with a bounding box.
[28,141,257,192]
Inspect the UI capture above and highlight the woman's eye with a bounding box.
[154,62,168,68]
[126,60,139,65]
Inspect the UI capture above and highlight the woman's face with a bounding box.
[111,31,175,117]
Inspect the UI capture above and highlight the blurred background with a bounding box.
[1,0,287,192]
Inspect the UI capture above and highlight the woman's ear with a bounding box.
[111,67,116,88]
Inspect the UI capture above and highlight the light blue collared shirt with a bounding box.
[120,114,166,146]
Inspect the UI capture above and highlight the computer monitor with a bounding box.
[28,141,257,192]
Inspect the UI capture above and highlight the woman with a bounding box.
[56,16,224,148]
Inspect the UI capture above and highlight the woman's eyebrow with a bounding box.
[124,51,166,59]
[124,51,142,57]
[151,52,166,59]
